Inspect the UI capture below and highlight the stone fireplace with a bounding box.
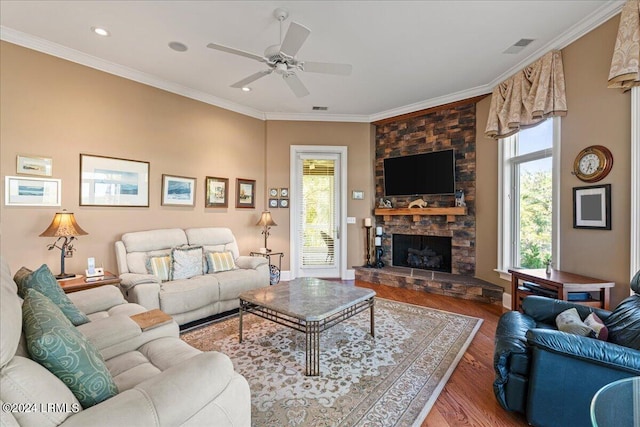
[392,234,452,273]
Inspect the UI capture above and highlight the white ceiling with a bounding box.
[0,1,624,122]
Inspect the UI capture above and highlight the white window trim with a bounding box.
[496,118,560,281]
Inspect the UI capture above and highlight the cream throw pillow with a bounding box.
[206,251,236,273]
[555,308,594,337]
[171,246,204,280]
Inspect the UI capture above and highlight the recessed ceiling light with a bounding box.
[91,27,110,37]
[241,87,252,92]
[168,41,188,52]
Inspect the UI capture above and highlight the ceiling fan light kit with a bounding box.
[207,8,352,97]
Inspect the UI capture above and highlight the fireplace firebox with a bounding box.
[392,234,452,273]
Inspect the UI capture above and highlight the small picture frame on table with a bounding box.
[161,174,196,207]
[236,178,256,208]
[205,176,228,207]
[573,184,611,230]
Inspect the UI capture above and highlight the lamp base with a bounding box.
[55,273,75,280]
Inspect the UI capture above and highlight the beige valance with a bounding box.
[608,0,640,90]
[485,50,567,139]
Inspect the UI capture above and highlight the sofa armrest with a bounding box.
[67,285,126,315]
[121,282,161,311]
[119,273,160,290]
[76,314,141,351]
[235,256,268,270]
[526,329,640,373]
[61,352,249,427]
[522,295,612,325]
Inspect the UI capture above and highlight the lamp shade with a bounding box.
[39,210,88,237]
[256,211,277,227]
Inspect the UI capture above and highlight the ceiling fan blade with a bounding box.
[302,61,353,76]
[280,22,311,57]
[207,43,265,63]
[283,73,310,97]
[230,70,273,88]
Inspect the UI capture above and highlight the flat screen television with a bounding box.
[383,149,455,196]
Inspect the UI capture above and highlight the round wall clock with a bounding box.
[573,145,613,183]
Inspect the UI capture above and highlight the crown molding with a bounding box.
[264,112,371,122]
[0,26,266,121]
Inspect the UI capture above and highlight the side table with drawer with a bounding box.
[57,272,121,293]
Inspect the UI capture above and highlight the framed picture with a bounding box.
[17,155,53,177]
[279,198,289,208]
[5,176,61,206]
[352,190,364,200]
[280,188,289,198]
[269,188,279,198]
[162,174,196,206]
[205,176,228,207]
[236,178,255,208]
[269,198,279,209]
[573,184,611,230]
[80,154,149,207]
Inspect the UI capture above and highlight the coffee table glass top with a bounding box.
[239,277,375,321]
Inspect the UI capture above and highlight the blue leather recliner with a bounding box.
[493,270,640,427]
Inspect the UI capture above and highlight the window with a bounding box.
[498,118,560,277]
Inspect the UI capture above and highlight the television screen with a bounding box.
[383,149,455,196]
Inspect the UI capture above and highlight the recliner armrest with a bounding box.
[526,329,640,373]
[522,295,612,325]
[119,273,160,290]
[67,285,127,315]
[76,314,141,350]
[235,256,268,270]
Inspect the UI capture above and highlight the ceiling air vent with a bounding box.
[503,38,535,54]
[312,106,328,111]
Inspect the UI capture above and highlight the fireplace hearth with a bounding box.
[392,234,452,273]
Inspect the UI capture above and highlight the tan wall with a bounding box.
[265,121,375,272]
[1,42,267,275]
[474,15,632,307]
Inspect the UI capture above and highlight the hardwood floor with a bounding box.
[352,279,529,427]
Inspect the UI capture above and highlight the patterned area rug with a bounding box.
[181,298,482,427]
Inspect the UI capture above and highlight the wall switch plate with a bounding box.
[347,217,356,224]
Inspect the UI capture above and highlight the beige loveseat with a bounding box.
[0,258,251,426]
[115,227,269,325]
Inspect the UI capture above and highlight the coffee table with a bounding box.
[239,277,376,376]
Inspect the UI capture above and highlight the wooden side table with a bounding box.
[57,272,121,293]
[509,268,615,311]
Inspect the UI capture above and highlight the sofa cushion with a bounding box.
[605,294,640,349]
[159,276,219,315]
[206,251,236,273]
[146,255,171,282]
[22,288,118,408]
[185,227,240,260]
[18,264,89,326]
[171,246,204,280]
[555,308,593,337]
[216,268,267,301]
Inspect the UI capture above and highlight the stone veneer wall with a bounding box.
[375,103,476,275]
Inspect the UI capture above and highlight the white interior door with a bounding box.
[290,146,346,279]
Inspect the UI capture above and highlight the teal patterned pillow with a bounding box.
[22,288,118,408]
[18,264,89,326]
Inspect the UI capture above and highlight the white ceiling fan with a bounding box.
[207,8,352,97]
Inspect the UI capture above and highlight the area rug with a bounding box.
[181,298,482,427]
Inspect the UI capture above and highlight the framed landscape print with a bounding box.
[205,176,228,207]
[162,174,196,206]
[236,178,255,208]
[573,184,611,230]
[80,154,149,207]
[5,176,61,206]
[17,155,53,177]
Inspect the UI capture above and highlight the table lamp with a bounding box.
[256,211,277,253]
[39,209,88,279]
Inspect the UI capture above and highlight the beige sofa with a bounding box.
[0,258,251,426]
[115,227,269,325]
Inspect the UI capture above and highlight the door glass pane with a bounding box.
[301,159,335,266]
[517,157,552,268]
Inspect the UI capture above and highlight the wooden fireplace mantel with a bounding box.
[374,207,467,222]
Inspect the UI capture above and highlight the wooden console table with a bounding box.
[509,268,615,312]
[57,271,120,293]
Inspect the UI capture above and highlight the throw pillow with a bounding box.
[555,308,594,337]
[18,264,90,326]
[171,246,204,280]
[146,255,171,282]
[13,266,33,288]
[22,288,118,408]
[206,251,236,273]
[584,312,608,341]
